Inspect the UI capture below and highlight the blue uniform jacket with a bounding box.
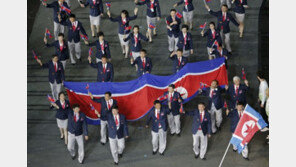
[91,98,117,121]
[227,84,249,109]
[199,87,225,110]
[83,0,104,16]
[68,110,88,136]
[123,33,148,52]
[186,109,212,135]
[146,106,170,132]
[55,99,70,120]
[228,109,242,133]
[88,40,111,59]
[203,29,222,48]
[90,62,114,82]
[159,91,183,116]
[169,55,188,73]
[61,20,88,43]
[109,15,137,35]
[131,57,153,77]
[177,32,193,51]
[46,1,70,23]
[46,40,69,61]
[166,16,182,37]
[42,61,65,84]
[177,0,194,12]
[107,113,129,139]
[233,0,248,14]
[209,10,239,34]
[136,0,161,18]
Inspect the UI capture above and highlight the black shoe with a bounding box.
[101,142,105,145]
[153,33,157,36]
[114,162,118,165]
[177,133,181,137]
[122,53,126,56]
[71,155,75,160]
[152,151,157,155]
[233,149,237,152]
[201,157,206,160]
[92,35,96,38]
[50,105,54,110]
[228,52,232,55]
[212,131,217,135]
[243,157,249,161]
[170,133,175,136]
[60,136,64,140]
[78,58,82,62]
[217,127,221,131]
[159,152,164,156]
[118,154,123,158]
[71,63,76,66]
[194,154,199,159]
[79,160,84,164]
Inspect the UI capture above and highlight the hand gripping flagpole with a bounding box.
[218,142,231,167]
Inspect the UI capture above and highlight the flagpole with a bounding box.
[218,142,231,167]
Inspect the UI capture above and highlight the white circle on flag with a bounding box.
[241,120,256,137]
[175,87,188,99]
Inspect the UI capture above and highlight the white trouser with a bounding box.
[235,13,245,23]
[233,145,248,158]
[53,22,65,41]
[220,0,231,8]
[131,51,140,60]
[100,120,108,143]
[168,36,179,52]
[193,130,208,158]
[168,114,181,134]
[68,41,81,64]
[67,133,84,163]
[49,81,62,101]
[152,129,167,153]
[183,11,193,23]
[60,60,66,70]
[210,103,223,133]
[65,0,71,7]
[109,137,125,163]
[220,31,231,52]
[182,49,190,57]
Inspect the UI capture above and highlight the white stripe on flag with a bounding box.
[232,134,243,141]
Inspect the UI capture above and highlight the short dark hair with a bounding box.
[237,101,245,106]
[69,14,76,18]
[101,56,107,59]
[105,91,112,96]
[170,9,177,12]
[52,54,58,59]
[212,80,219,85]
[121,10,129,18]
[257,71,265,79]
[181,24,189,30]
[58,33,64,37]
[98,31,104,37]
[198,102,206,106]
[209,22,215,27]
[154,100,161,105]
[72,104,80,109]
[169,84,175,89]
[112,105,119,110]
[58,92,65,99]
[140,49,147,54]
[222,4,228,9]
[177,48,183,53]
[133,25,139,30]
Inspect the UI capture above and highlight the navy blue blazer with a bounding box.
[91,98,117,121]
[159,91,183,116]
[211,48,230,58]
[203,29,222,48]
[186,110,212,135]
[233,0,248,14]
[209,10,239,34]
[177,0,194,12]
[200,87,224,110]
[136,0,161,18]
[169,55,188,73]
[46,40,69,61]
[146,106,170,132]
[46,1,70,23]
[132,57,153,77]
[83,0,103,16]
[177,32,193,50]
[109,15,137,35]
[106,113,129,139]
[90,62,114,82]
[42,61,65,84]
[88,40,111,59]
[62,20,88,43]
[227,84,249,109]
[228,109,242,133]
[55,100,70,120]
[68,111,88,136]
[166,16,181,37]
[123,33,148,52]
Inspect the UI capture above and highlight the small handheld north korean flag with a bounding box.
[125,26,132,31]
[80,34,88,40]
[32,50,38,60]
[90,103,95,111]
[88,48,93,57]
[224,101,228,108]
[105,2,111,10]
[165,18,170,25]
[45,28,53,38]
[86,84,90,90]
[61,5,71,14]
[199,22,206,29]
[205,0,212,3]
[213,40,219,48]
[47,94,55,103]
[200,82,206,89]
[179,103,184,114]
[242,68,246,80]
[176,11,183,19]
[149,23,156,29]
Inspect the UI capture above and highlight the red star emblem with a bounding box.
[244,124,252,134]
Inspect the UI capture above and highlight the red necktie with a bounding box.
[103,64,106,73]
[100,43,104,53]
[200,113,203,122]
[62,102,65,109]
[212,31,215,39]
[93,0,96,5]
[142,58,145,68]
[150,2,154,11]
[134,35,138,47]
[235,86,239,96]
[122,18,126,25]
[185,0,189,6]
[54,62,57,72]
[60,43,63,51]
[115,116,119,126]
[239,112,242,118]
[107,101,111,110]
[222,13,226,22]
[184,34,187,46]
[170,94,173,102]
[210,89,214,98]
[240,0,243,4]
[74,114,77,122]
[219,50,223,57]
[157,112,159,120]
[178,57,181,66]
[72,23,76,31]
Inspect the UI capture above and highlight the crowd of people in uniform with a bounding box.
[34,0,269,165]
